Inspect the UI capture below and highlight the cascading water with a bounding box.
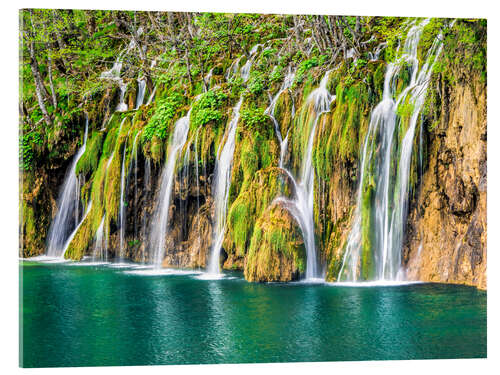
[118,144,128,261]
[92,215,106,262]
[206,97,244,275]
[338,19,444,282]
[204,68,213,91]
[275,70,334,281]
[240,44,261,82]
[135,78,146,108]
[100,38,138,112]
[142,157,151,264]
[146,85,156,106]
[149,107,194,268]
[265,67,295,168]
[61,200,92,258]
[46,117,89,258]
[130,132,141,241]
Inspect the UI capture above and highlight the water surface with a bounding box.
[20,262,486,367]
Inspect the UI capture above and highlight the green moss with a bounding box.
[75,131,104,176]
[273,88,294,136]
[244,202,306,282]
[143,93,183,140]
[240,107,268,130]
[190,88,228,130]
[225,167,294,259]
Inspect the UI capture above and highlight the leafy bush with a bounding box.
[241,107,268,130]
[20,131,43,171]
[293,57,320,86]
[247,73,266,95]
[143,93,183,140]
[269,65,283,84]
[191,89,228,128]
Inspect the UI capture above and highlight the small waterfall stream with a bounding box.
[266,67,295,168]
[61,200,92,258]
[142,157,151,264]
[130,132,141,242]
[276,71,334,280]
[240,44,261,82]
[92,215,106,262]
[100,38,139,112]
[118,144,128,261]
[149,108,193,268]
[46,117,89,258]
[135,78,146,108]
[338,19,444,282]
[206,97,244,275]
[146,85,156,106]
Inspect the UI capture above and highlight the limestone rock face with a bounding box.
[244,202,306,282]
[223,167,296,269]
[403,73,487,289]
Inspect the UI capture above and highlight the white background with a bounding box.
[1,1,498,374]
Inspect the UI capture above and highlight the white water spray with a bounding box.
[206,97,244,275]
[265,67,296,168]
[277,71,334,280]
[46,117,89,257]
[338,19,444,282]
[92,215,106,261]
[149,107,194,268]
[135,78,146,108]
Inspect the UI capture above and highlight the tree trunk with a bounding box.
[184,49,193,88]
[47,53,57,109]
[28,40,52,126]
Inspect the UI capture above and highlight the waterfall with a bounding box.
[92,215,106,262]
[276,71,334,280]
[240,44,261,82]
[204,68,213,91]
[116,84,128,112]
[100,40,137,112]
[146,85,156,106]
[265,66,295,168]
[46,117,89,258]
[61,200,92,258]
[149,108,193,268]
[105,118,127,172]
[130,132,141,241]
[338,19,444,282]
[118,144,128,261]
[180,138,192,239]
[135,78,146,108]
[206,97,244,275]
[225,56,242,81]
[142,157,151,264]
[194,129,201,219]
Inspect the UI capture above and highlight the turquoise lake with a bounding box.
[20,261,487,367]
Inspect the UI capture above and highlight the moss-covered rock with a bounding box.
[224,167,295,264]
[244,201,306,282]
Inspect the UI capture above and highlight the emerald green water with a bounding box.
[20,262,486,367]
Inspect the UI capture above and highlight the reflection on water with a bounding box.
[20,262,486,367]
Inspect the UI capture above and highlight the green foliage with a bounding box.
[143,93,183,140]
[246,73,265,95]
[20,131,43,171]
[439,19,487,83]
[293,57,319,87]
[269,65,283,84]
[240,107,268,130]
[368,16,405,62]
[75,131,104,176]
[191,89,228,129]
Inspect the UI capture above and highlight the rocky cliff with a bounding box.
[20,15,487,289]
